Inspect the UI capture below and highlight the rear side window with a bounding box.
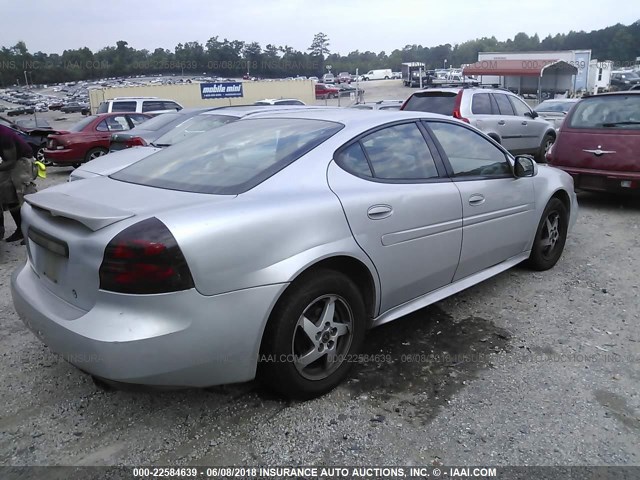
[111,101,137,112]
[112,118,343,194]
[335,143,373,177]
[142,101,166,112]
[96,102,109,114]
[568,95,640,129]
[492,94,515,115]
[360,123,439,179]
[402,92,457,116]
[471,93,492,114]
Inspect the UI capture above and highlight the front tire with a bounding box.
[258,269,366,399]
[527,198,568,271]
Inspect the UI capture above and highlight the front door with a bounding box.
[425,120,536,280]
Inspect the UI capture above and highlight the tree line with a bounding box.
[0,21,638,87]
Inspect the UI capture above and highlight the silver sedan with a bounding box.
[12,109,578,399]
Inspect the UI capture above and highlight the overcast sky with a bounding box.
[2,0,638,55]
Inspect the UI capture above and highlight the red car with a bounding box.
[315,83,340,99]
[44,112,151,167]
[547,91,640,193]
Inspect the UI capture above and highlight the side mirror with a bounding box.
[514,155,537,177]
[526,110,539,119]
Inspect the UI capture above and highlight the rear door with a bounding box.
[425,120,536,280]
[327,121,463,313]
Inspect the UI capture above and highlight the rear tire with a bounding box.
[85,147,108,163]
[258,269,366,399]
[536,133,554,163]
[527,198,568,271]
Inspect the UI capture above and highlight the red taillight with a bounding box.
[125,136,147,148]
[452,90,469,123]
[99,217,194,294]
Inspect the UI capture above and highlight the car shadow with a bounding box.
[576,190,640,212]
[344,304,511,424]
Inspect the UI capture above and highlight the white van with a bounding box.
[362,69,393,81]
[96,97,183,115]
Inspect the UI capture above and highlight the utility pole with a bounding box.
[24,71,29,88]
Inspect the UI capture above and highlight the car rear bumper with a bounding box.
[553,166,640,193]
[11,263,287,387]
[43,148,82,165]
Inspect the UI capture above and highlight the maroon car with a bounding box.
[315,83,340,99]
[547,91,640,193]
[44,112,151,167]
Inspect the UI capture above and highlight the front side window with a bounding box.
[112,118,343,194]
[128,114,148,126]
[428,121,511,177]
[360,123,439,180]
[509,96,532,117]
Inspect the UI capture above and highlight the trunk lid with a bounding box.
[22,177,234,311]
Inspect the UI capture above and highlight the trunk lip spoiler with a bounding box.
[24,191,134,231]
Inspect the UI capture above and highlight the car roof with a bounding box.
[245,107,451,128]
[198,105,336,118]
[586,90,640,98]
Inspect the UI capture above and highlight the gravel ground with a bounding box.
[0,88,639,468]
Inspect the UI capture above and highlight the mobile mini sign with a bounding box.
[200,82,243,99]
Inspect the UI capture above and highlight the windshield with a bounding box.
[69,116,96,132]
[152,114,238,146]
[534,101,574,113]
[112,118,343,194]
[568,95,640,129]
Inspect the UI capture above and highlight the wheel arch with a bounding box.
[551,188,571,214]
[277,255,378,324]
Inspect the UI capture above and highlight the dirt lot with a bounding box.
[0,85,639,468]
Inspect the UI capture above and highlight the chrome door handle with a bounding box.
[497,120,506,125]
[367,205,393,219]
[468,194,485,206]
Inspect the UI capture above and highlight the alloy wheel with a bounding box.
[291,294,353,381]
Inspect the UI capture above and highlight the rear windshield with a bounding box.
[568,95,640,129]
[133,112,183,132]
[402,92,457,115]
[69,116,97,132]
[534,101,574,113]
[152,114,238,146]
[112,118,343,194]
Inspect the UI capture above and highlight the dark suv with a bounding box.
[402,87,556,161]
[610,71,640,91]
